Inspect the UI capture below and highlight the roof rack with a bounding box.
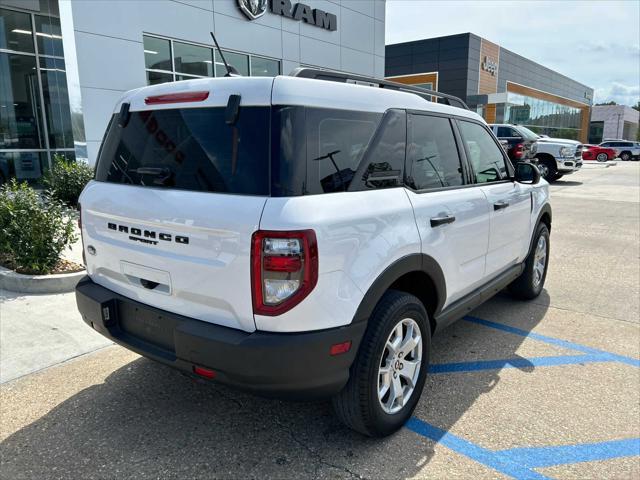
[289,67,470,111]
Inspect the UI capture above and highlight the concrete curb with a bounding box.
[0,266,85,294]
[582,160,617,168]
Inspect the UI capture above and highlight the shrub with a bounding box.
[0,179,76,275]
[43,154,93,206]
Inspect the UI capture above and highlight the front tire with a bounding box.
[509,223,550,300]
[332,290,430,437]
[536,158,556,182]
[596,152,608,162]
[620,152,631,161]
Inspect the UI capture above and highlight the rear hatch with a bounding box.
[80,78,274,332]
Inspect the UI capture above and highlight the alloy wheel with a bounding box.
[533,235,547,288]
[377,318,423,414]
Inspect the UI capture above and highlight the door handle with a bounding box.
[494,201,510,211]
[430,215,456,227]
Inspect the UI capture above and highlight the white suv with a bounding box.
[75,69,552,437]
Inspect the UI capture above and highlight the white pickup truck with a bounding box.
[490,124,583,181]
[533,136,583,181]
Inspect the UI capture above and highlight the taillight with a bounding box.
[78,203,86,266]
[251,230,318,316]
[514,143,524,159]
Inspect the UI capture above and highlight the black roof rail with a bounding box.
[289,67,470,111]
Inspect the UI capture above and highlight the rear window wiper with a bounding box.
[128,167,174,186]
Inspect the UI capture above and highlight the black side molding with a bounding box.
[433,263,525,334]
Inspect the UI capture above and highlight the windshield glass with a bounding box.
[515,126,540,140]
[95,107,270,195]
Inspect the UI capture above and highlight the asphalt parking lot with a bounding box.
[1,162,639,479]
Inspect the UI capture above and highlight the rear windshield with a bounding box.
[95,107,270,195]
[95,105,401,197]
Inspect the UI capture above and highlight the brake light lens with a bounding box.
[193,365,216,379]
[78,203,86,266]
[514,142,524,159]
[251,230,318,316]
[144,91,209,105]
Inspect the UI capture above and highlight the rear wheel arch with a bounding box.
[352,254,445,335]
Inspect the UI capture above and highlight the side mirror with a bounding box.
[514,161,541,184]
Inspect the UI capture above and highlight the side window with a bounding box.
[406,114,464,190]
[496,126,511,137]
[349,109,406,191]
[305,108,381,194]
[458,120,509,184]
[508,127,521,137]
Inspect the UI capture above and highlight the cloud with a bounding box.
[386,0,640,105]
[595,82,640,106]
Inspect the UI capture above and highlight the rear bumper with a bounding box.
[75,277,366,399]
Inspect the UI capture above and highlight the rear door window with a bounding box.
[406,114,464,190]
[95,107,270,195]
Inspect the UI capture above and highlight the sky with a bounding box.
[385,0,640,106]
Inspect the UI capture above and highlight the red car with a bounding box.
[582,144,616,162]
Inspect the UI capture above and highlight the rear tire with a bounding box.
[509,223,550,300]
[620,152,631,161]
[332,290,430,437]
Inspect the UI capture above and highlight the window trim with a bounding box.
[403,111,471,194]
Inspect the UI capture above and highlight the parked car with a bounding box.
[75,70,551,437]
[582,144,617,162]
[489,124,538,163]
[490,124,582,181]
[598,140,639,161]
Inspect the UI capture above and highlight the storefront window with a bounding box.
[1,6,75,183]
[216,50,249,77]
[143,35,278,85]
[0,8,34,53]
[146,70,173,85]
[40,56,73,148]
[0,151,47,182]
[250,56,280,77]
[144,35,171,71]
[34,14,62,57]
[174,41,213,77]
[505,92,583,140]
[0,52,44,149]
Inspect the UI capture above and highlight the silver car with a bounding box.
[598,140,640,161]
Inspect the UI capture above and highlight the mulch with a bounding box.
[0,255,84,276]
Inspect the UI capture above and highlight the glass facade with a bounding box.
[505,92,582,140]
[0,4,74,183]
[143,34,279,85]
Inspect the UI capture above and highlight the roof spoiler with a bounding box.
[289,67,470,110]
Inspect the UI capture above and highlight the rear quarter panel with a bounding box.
[256,188,421,332]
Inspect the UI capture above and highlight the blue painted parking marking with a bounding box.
[407,315,640,478]
[406,418,553,480]
[429,354,615,374]
[498,438,640,468]
[464,316,640,368]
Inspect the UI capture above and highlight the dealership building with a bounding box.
[589,104,639,143]
[386,33,594,143]
[0,0,385,181]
